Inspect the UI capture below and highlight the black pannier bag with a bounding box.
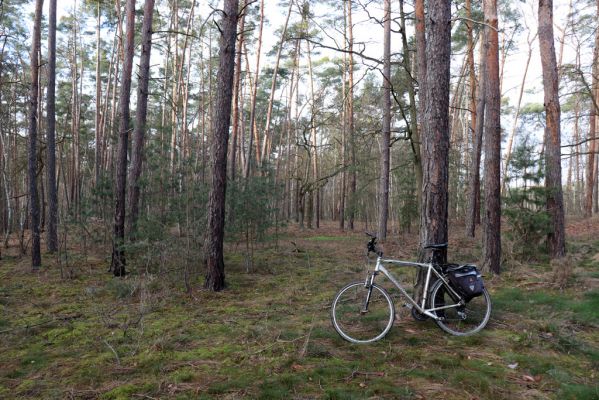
[447,265,484,302]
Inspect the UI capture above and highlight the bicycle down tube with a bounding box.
[371,257,463,320]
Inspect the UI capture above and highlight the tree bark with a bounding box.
[347,0,357,230]
[378,0,391,241]
[585,9,599,217]
[204,0,239,291]
[229,0,246,182]
[399,0,423,212]
[244,0,265,178]
[46,0,58,253]
[419,0,451,261]
[466,32,487,237]
[127,0,155,237]
[28,0,44,269]
[110,0,136,276]
[482,0,501,274]
[538,0,566,258]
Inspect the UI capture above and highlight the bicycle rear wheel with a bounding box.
[429,279,491,336]
[331,282,395,344]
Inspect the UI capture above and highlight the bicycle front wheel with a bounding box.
[331,282,395,344]
[429,279,491,336]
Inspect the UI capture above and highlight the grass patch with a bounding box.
[1,227,598,399]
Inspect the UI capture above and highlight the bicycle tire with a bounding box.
[331,282,395,344]
[429,278,491,336]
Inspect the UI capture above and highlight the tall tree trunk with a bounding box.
[245,0,265,178]
[466,34,487,237]
[261,0,293,167]
[399,0,422,211]
[347,0,357,230]
[127,0,155,237]
[46,0,58,253]
[482,0,501,274]
[110,0,136,276]
[538,0,566,258]
[28,0,44,269]
[229,0,246,181]
[306,40,320,229]
[502,31,536,193]
[419,0,451,260]
[94,1,102,187]
[585,9,599,217]
[204,0,239,291]
[378,0,391,241]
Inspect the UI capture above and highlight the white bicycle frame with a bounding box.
[366,256,465,320]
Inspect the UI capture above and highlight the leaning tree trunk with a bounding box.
[378,0,391,241]
[482,0,501,274]
[539,0,566,258]
[204,0,239,291]
[110,0,136,276]
[466,33,487,238]
[28,0,44,269]
[127,0,155,237]
[46,0,58,253]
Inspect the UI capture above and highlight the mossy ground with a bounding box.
[1,220,598,399]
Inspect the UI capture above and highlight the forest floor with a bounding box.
[1,219,598,400]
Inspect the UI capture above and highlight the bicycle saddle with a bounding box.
[424,243,448,250]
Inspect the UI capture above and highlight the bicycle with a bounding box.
[331,233,492,343]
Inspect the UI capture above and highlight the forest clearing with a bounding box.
[1,219,598,399]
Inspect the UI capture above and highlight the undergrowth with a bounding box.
[0,225,598,399]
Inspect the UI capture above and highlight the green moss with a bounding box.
[557,383,599,400]
[169,367,195,383]
[101,383,157,400]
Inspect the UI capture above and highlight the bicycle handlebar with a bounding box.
[365,232,383,257]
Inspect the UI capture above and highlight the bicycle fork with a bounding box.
[361,272,377,314]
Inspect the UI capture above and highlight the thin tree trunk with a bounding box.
[127,0,155,237]
[502,31,536,193]
[245,0,265,178]
[378,0,391,241]
[585,8,599,217]
[539,0,566,258]
[466,34,487,237]
[28,0,44,269]
[482,0,501,274]
[399,0,422,211]
[229,0,246,182]
[95,1,102,187]
[46,0,58,253]
[306,40,320,229]
[110,0,136,276]
[204,0,239,291]
[261,0,293,167]
[347,0,357,230]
